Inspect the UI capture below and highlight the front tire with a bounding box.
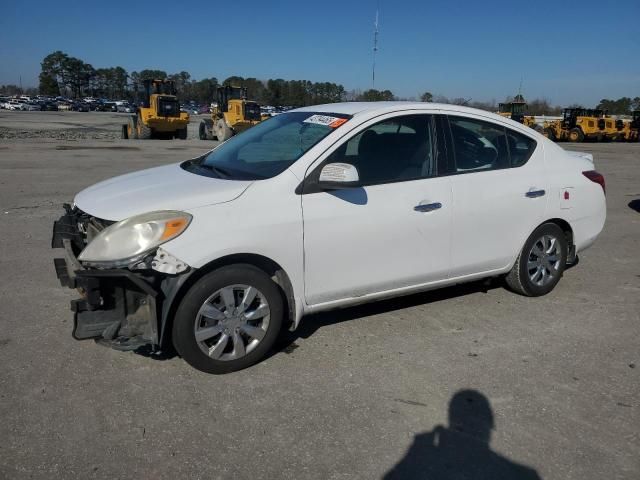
[216,118,233,142]
[543,128,556,141]
[505,223,568,297]
[172,265,284,374]
[137,115,152,139]
[569,128,584,143]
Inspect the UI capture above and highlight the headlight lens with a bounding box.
[78,210,192,265]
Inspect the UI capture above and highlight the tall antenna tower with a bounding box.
[372,2,380,89]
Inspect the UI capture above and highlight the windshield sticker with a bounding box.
[304,115,348,128]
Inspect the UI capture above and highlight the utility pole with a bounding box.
[372,2,380,89]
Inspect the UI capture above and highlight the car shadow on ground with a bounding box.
[629,199,640,213]
[272,278,502,357]
[138,278,503,363]
[383,389,542,479]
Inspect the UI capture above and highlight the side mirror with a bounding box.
[317,163,360,190]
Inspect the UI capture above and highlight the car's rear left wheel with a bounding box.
[505,223,568,297]
[172,265,284,374]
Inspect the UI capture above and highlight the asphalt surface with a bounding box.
[0,112,639,479]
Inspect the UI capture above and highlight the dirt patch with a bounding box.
[0,127,120,141]
[55,145,141,151]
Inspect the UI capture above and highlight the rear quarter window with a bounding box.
[506,129,537,167]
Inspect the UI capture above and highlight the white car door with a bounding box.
[301,114,452,306]
[445,115,548,277]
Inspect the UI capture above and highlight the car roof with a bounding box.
[291,101,540,133]
[292,101,503,119]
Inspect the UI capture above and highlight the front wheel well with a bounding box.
[160,254,295,349]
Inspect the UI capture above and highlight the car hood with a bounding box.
[74,162,253,221]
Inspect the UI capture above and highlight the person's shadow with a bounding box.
[384,390,542,480]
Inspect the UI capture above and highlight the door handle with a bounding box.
[525,189,546,198]
[414,202,442,212]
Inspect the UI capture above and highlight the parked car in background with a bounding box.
[52,102,607,374]
[116,103,136,113]
[7,100,27,110]
[57,102,72,111]
[40,101,59,111]
[95,102,117,112]
[24,102,42,111]
[71,102,90,112]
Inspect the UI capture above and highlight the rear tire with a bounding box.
[198,121,207,140]
[177,127,188,140]
[505,223,568,297]
[172,264,284,374]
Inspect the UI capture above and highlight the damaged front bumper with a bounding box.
[52,205,191,351]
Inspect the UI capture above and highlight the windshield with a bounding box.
[182,112,350,180]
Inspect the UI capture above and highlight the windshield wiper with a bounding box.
[197,163,233,179]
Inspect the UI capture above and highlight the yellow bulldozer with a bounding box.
[122,79,189,140]
[497,96,542,132]
[199,86,262,141]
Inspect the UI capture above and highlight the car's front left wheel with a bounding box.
[172,264,284,374]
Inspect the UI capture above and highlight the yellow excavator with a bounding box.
[199,86,262,141]
[122,79,189,140]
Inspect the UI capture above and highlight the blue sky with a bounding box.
[1,0,638,105]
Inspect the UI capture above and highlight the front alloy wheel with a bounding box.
[173,264,284,373]
[194,284,271,361]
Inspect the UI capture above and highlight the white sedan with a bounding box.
[6,100,27,110]
[52,102,606,373]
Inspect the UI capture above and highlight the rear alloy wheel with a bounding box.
[172,265,284,374]
[505,223,568,297]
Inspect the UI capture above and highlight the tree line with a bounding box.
[36,51,348,106]
[5,50,636,113]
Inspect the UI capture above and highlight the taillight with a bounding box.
[582,170,605,194]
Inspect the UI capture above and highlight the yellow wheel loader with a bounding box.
[199,86,262,141]
[122,79,189,140]
[497,96,542,132]
[543,108,609,142]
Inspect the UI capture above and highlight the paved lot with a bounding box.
[0,112,639,479]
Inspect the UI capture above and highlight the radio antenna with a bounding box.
[372,2,380,89]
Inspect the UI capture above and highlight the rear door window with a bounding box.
[447,116,510,172]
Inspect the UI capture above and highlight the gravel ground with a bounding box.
[0,111,638,480]
[0,110,208,140]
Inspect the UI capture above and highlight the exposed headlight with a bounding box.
[78,210,192,266]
